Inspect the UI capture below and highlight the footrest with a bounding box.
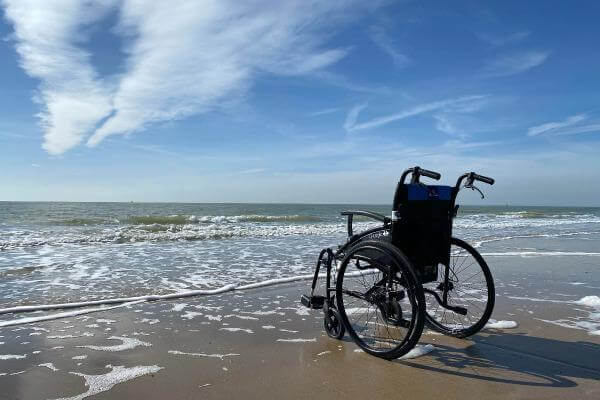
[300,294,325,310]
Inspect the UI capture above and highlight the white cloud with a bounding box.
[478,30,531,46]
[87,0,358,147]
[434,114,458,135]
[307,108,340,117]
[2,0,117,155]
[484,51,549,77]
[369,25,410,67]
[527,114,588,136]
[344,95,488,133]
[343,103,368,132]
[2,0,369,154]
[553,123,600,136]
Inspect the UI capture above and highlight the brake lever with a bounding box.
[462,183,485,199]
[470,184,484,199]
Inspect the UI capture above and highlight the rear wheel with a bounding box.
[336,240,425,359]
[424,237,495,338]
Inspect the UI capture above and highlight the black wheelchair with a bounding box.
[301,167,496,359]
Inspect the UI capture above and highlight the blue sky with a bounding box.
[1,0,599,205]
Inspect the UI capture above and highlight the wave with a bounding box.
[51,214,323,227]
[0,221,373,250]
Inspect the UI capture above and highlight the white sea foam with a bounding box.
[399,344,436,360]
[0,354,27,360]
[485,320,519,329]
[0,285,236,315]
[38,362,59,371]
[181,311,203,320]
[224,315,259,321]
[51,365,162,400]
[0,301,144,328]
[574,295,600,308]
[219,327,253,334]
[78,336,151,352]
[276,338,316,343]
[167,350,240,359]
[139,318,160,325]
[172,303,187,312]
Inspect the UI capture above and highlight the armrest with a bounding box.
[340,210,391,237]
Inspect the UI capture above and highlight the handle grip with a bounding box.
[473,173,494,185]
[420,168,441,180]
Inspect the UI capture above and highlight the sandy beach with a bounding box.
[1,253,599,400]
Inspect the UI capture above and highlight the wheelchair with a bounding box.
[301,167,496,359]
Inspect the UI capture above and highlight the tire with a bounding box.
[336,240,426,359]
[323,301,345,339]
[424,237,495,338]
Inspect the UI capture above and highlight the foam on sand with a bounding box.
[167,350,240,359]
[0,274,329,328]
[485,320,519,329]
[0,354,27,360]
[276,338,316,343]
[0,301,144,328]
[78,336,151,352]
[399,344,436,360]
[39,362,59,371]
[51,364,162,400]
[219,327,253,334]
[0,285,237,315]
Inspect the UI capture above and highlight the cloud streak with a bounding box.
[344,95,488,133]
[483,51,549,77]
[528,114,588,136]
[2,0,368,154]
[369,25,410,67]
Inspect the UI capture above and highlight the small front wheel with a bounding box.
[424,237,495,338]
[323,302,345,339]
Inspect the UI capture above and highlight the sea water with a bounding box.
[0,202,599,309]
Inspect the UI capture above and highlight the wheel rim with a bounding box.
[424,240,491,333]
[338,245,417,353]
[325,309,342,336]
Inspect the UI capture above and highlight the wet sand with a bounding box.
[1,255,600,400]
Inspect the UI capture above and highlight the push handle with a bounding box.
[400,166,441,184]
[420,168,441,181]
[472,173,494,185]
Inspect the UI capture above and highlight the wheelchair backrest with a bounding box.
[391,184,456,282]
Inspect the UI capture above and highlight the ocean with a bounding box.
[1,202,599,310]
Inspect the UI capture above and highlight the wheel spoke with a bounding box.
[424,238,494,337]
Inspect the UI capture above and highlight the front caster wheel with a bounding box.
[324,303,345,339]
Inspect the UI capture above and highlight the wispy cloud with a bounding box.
[2,0,116,155]
[344,103,368,132]
[2,0,371,154]
[528,114,588,136]
[433,114,459,136]
[483,50,549,77]
[344,95,488,133]
[368,25,411,68]
[313,71,390,94]
[307,108,340,117]
[477,30,531,46]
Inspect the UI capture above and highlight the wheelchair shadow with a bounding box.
[397,332,600,388]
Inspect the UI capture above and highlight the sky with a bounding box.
[0,0,599,205]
